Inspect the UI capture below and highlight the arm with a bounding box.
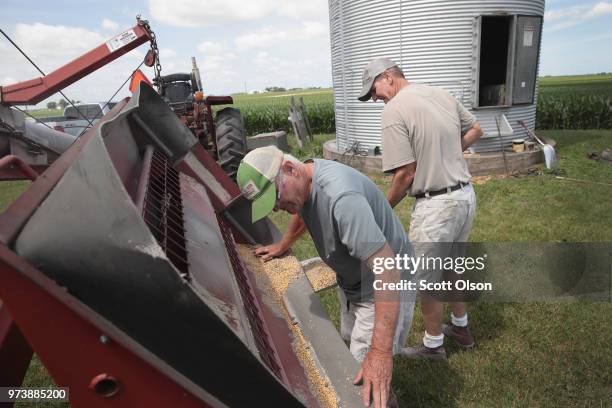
[461,122,483,151]
[254,213,306,261]
[354,243,400,408]
[386,162,416,208]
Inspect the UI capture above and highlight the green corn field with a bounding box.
[229,89,335,136]
[229,74,612,135]
[536,74,612,130]
[28,74,612,135]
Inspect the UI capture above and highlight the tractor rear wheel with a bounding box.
[215,107,247,180]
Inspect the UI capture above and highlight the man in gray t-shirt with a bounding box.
[237,146,414,408]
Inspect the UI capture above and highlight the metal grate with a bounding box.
[142,151,189,277]
[216,214,285,381]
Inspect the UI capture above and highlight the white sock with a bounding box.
[423,331,444,348]
[451,312,468,327]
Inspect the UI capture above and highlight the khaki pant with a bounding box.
[337,286,415,362]
[409,183,477,282]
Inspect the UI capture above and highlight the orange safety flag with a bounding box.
[129,69,152,93]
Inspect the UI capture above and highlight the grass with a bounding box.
[25,108,63,118]
[231,88,334,108]
[269,129,612,407]
[539,74,612,97]
[2,128,611,406]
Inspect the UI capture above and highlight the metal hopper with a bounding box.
[0,82,364,407]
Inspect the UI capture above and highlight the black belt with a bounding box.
[415,182,468,199]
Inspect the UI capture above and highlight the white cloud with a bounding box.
[584,1,612,18]
[160,48,177,58]
[235,21,328,50]
[200,53,237,70]
[277,0,328,19]
[149,0,277,26]
[0,76,18,86]
[197,41,225,54]
[148,0,328,26]
[102,18,119,31]
[13,23,105,60]
[545,2,612,31]
[545,28,612,51]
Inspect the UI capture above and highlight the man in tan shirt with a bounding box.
[358,58,483,360]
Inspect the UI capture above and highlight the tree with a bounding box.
[47,101,57,110]
[265,86,286,92]
[58,99,68,109]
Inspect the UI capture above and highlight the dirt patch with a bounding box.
[471,174,508,185]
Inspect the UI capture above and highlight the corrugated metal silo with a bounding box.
[329,0,545,153]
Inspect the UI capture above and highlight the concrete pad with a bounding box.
[247,131,290,152]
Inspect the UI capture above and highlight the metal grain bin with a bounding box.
[329,0,545,153]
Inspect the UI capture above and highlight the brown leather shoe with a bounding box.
[399,344,447,362]
[442,323,475,348]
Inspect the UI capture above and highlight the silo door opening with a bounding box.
[478,15,513,107]
[474,15,543,108]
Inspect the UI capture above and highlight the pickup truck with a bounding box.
[40,102,116,137]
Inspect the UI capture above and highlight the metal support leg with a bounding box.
[0,303,33,407]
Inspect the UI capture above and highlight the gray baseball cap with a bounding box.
[357,58,398,101]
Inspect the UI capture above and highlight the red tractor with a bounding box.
[154,61,247,179]
[0,17,247,181]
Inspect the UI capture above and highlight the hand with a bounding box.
[254,242,288,261]
[353,348,393,408]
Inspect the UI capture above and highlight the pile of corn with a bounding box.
[303,262,337,292]
[237,244,338,408]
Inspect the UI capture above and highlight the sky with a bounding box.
[0,0,611,108]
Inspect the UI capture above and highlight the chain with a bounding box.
[342,140,368,157]
[137,15,163,92]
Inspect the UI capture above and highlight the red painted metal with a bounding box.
[0,244,220,408]
[0,22,151,105]
[0,80,320,406]
[0,154,38,407]
[0,164,46,181]
[0,155,39,181]
[89,373,121,398]
[0,304,33,403]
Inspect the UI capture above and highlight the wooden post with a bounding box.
[299,97,313,142]
[288,97,303,148]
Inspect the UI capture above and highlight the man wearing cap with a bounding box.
[358,58,483,361]
[237,146,414,408]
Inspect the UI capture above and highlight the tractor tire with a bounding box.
[215,107,247,180]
